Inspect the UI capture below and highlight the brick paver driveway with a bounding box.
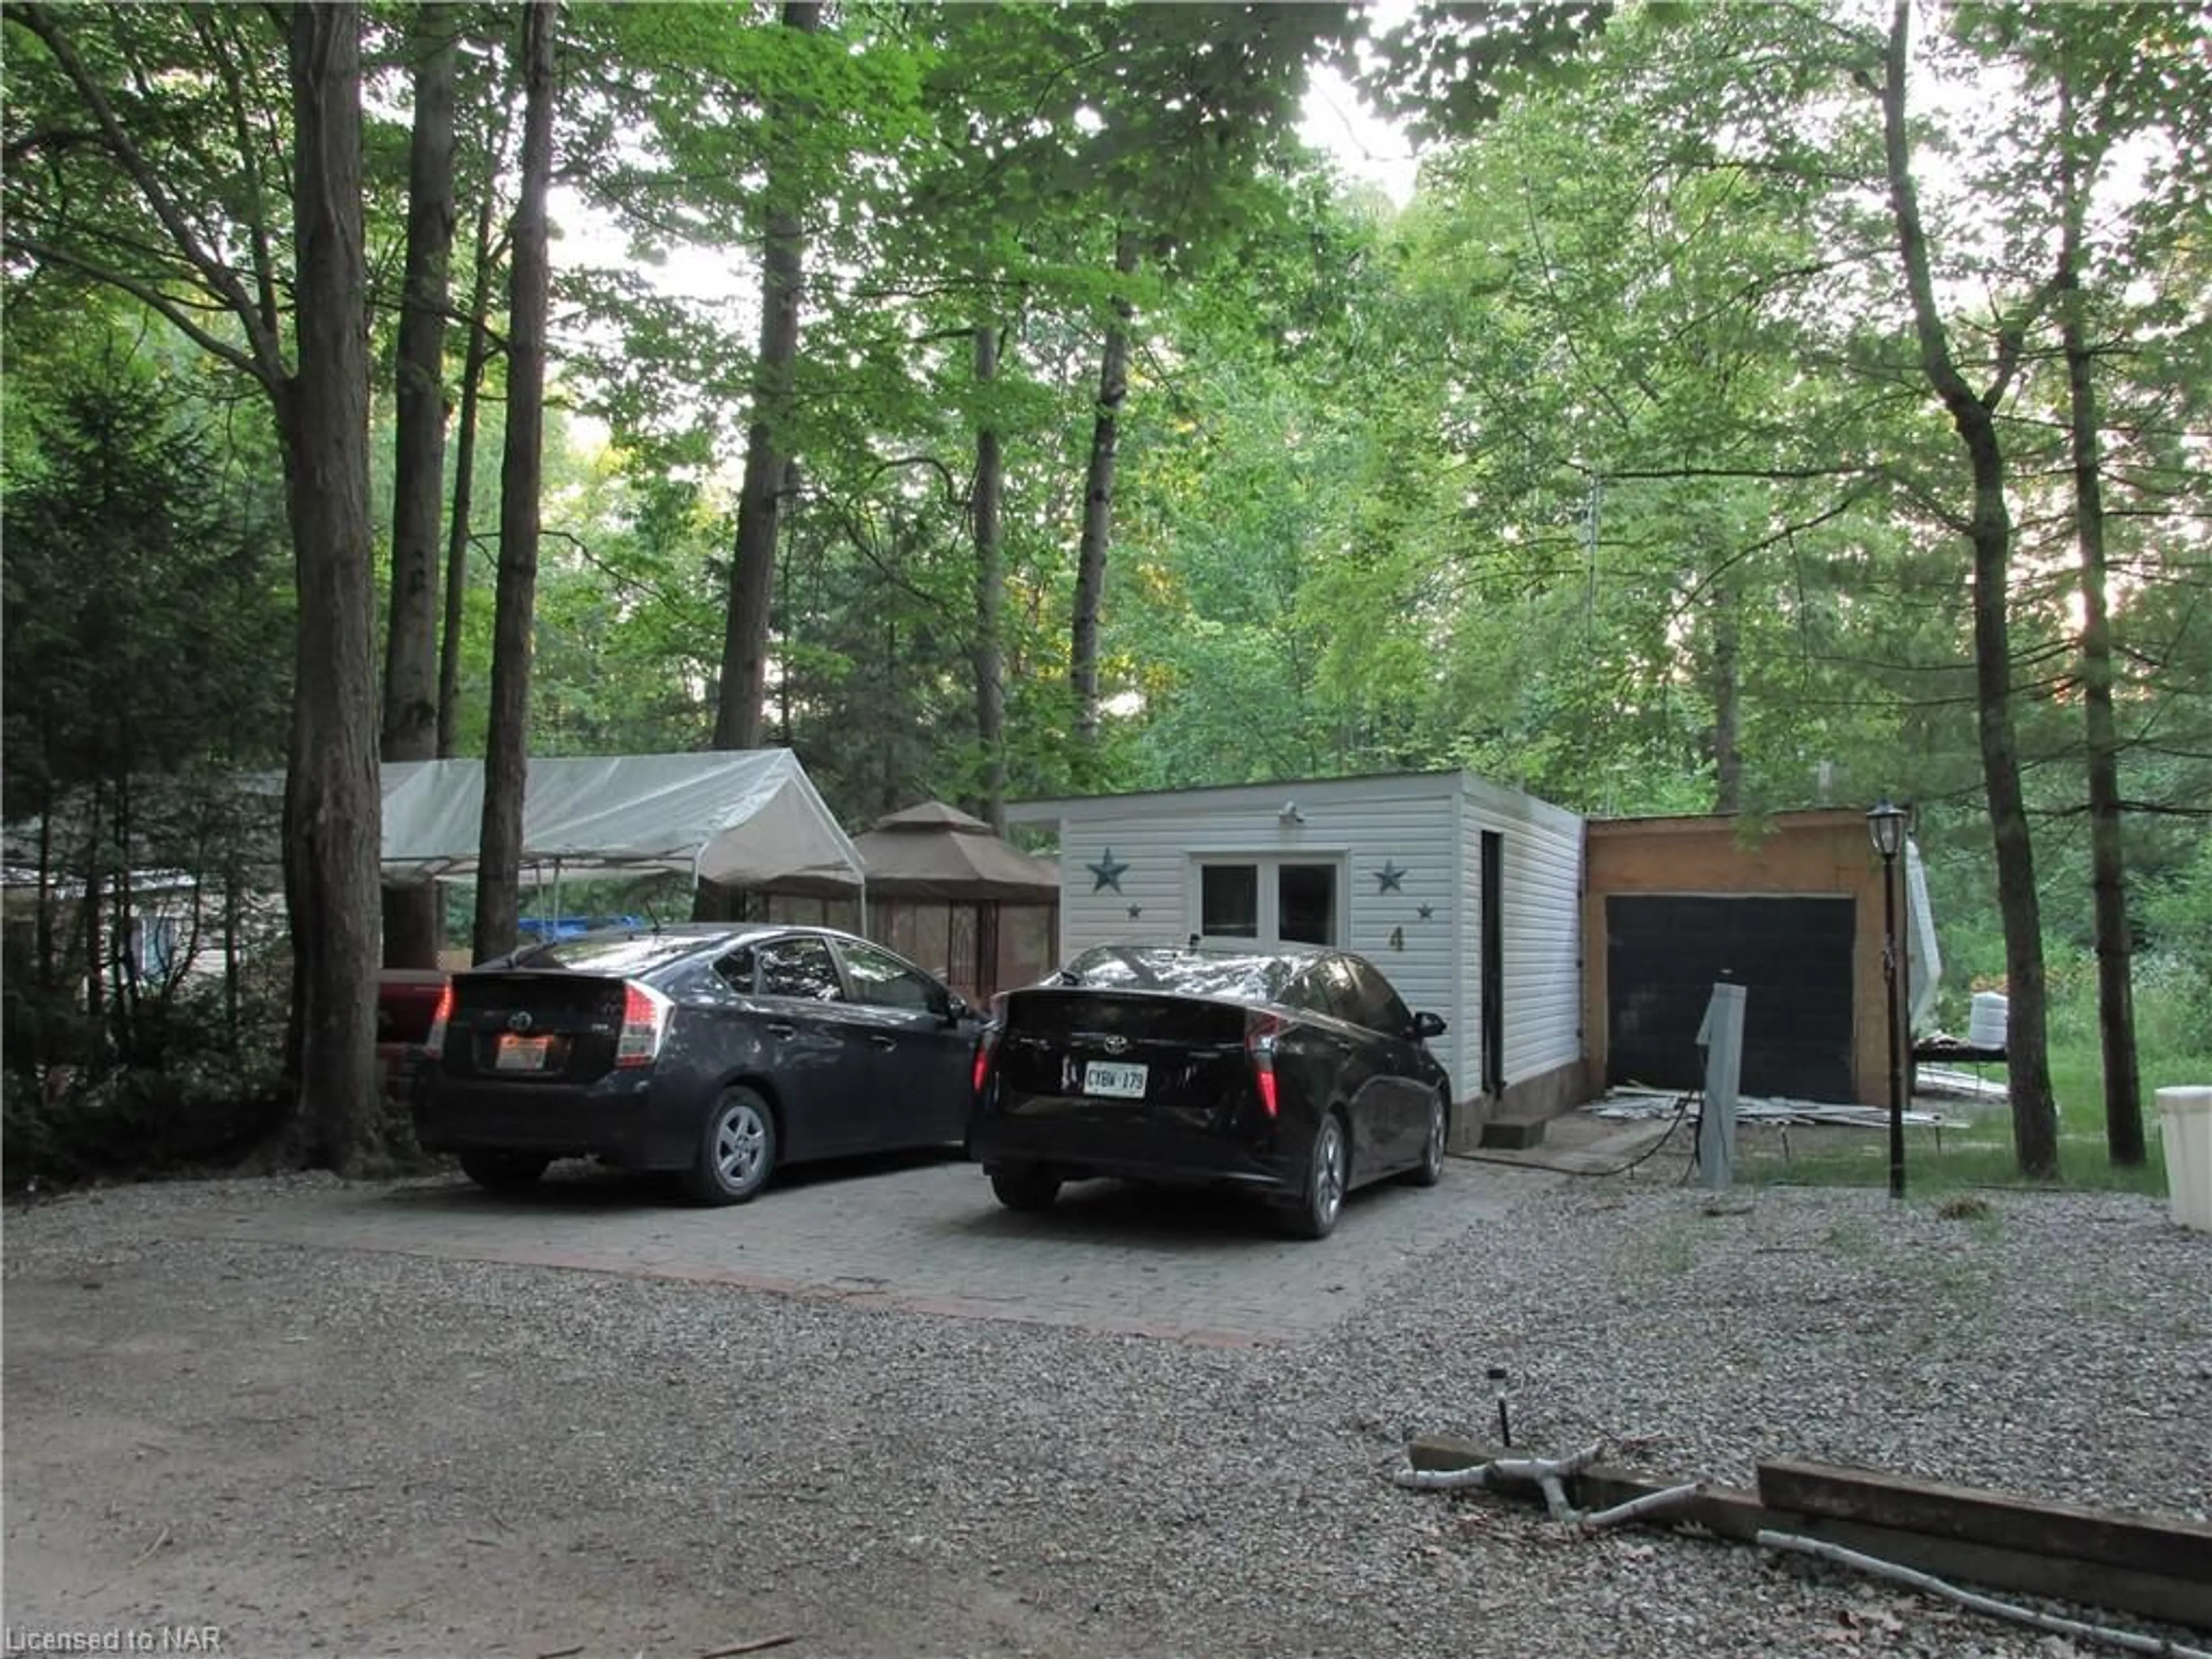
[176,1151,1558,1346]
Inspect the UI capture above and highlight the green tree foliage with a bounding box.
[2,359,291,827]
[1,350,294,1179]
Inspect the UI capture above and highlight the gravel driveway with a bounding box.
[5,1143,2209,1659]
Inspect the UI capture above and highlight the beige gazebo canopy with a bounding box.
[756,800,1059,1000]
[851,801,1059,900]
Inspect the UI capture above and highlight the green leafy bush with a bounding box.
[2,975,289,1191]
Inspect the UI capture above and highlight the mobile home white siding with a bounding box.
[1007,770,1587,1109]
[1456,774,1584,1090]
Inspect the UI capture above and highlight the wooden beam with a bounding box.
[1786,1516,2212,1634]
[1758,1460,2212,1582]
[1403,1438,2212,1632]
[1406,1433,1500,1471]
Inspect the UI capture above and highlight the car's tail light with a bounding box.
[1245,1011,1282,1120]
[615,980,673,1067]
[972,994,1008,1094]
[425,982,454,1058]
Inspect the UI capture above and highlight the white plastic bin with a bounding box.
[2156,1086,2212,1232]
[1967,990,2009,1050]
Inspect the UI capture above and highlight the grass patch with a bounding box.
[1819,1218,1877,1256]
[1730,1003,2207,1198]
[1649,1230,1696,1275]
[1736,1111,2171,1196]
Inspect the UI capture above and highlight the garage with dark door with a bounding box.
[1583,810,1915,1111]
[1605,893,1856,1100]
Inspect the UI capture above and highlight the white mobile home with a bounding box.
[1004,771,1588,1143]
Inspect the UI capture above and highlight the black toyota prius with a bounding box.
[968,943,1453,1239]
[415,923,982,1204]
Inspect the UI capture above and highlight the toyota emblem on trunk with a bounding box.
[1100,1035,1128,1055]
[507,1011,534,1033]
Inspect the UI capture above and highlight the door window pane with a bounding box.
[1340,957,1414,1035]
[1200,865,1259,937]
[840,940,935,1012]
[757,935,843,1001]
[1312,956,1362,1024]
[1278,863,1336,945]
[1278,964,1336,1018]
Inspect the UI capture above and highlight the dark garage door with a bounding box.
[1607,895,1856,1101]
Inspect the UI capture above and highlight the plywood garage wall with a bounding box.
[1584,811,1904,1109]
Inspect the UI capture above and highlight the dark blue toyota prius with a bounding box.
[968,944,1452,1240]
[415,924,982,1205]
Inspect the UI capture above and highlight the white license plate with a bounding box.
[1082,1060,1147,1099]
[495,1033,553,1072]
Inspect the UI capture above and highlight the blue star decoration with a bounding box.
[1127,904,1143,919]
[1373,859,1408,893]
[1417,903,1435,921]
[1088,848,1129,893]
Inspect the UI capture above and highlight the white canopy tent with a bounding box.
[380,751,866,903]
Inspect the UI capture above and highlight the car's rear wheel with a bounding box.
[682,1085,777,1206]
[989,1165,1062,1212]
[1281,1112,1349,1240]
[459,1151,550,1195]
[1404,1089,1448,1187]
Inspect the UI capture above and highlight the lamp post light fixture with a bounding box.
[1867,799,1910,1200]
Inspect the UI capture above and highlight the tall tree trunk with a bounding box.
[279,0,382,1170]
[77,781,107,1056]
[2056,73,2144,1166]
[33,803,59,1008]
[109,782,137,1054]
[471,0,554,963]
[1880,0,2059,1178]
[972,323,1006,832]
[381,4,459,969]
[435,174,503,759]
[713,0,822,752]
[1071,228,1139,749]
[14,2,378,1161]
[1710,581,1743,813]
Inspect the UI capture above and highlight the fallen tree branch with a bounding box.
[1393,1442,1603,1491]
[1536,1475,1574,1522]
[697,1636,797,1659]
[1756,1530,2212,1659]
[1488,1444,1605,1486]
[1394,1442,1605,1524]
[1581,1482,1705,1534]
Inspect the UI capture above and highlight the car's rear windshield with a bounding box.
[503,932,705,978]
[1059,946,1296,1003]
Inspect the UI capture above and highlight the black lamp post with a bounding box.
[1867,800,1909,1200]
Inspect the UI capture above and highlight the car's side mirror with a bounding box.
[941,993,973,1026]
[1411,1010,1448,1040]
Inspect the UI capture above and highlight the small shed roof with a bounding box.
[851,801,1060,900]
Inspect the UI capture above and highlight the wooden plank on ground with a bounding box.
[1404,1438,2212,1632]
[1786,1516,2212,1634]
[1405,1432,1499,1471]
[1757,1459,2212,1584]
